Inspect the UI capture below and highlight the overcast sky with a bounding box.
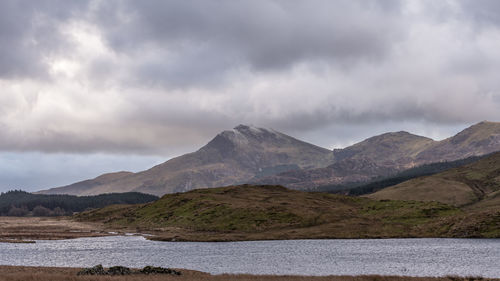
[1,0,500,191]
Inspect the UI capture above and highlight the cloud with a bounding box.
[0,0,498,156]
[459,0,500,26]
[0,0,88,79]
[87,0,405,88]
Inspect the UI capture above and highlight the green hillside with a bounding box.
[368,151,500,207]
[76,184,498,241]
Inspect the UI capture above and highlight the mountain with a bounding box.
[253,131,435,189]
[415,121,500,163]
[40,121,500,196]
[250,157,396,190]
[76,184,471,241]
[40,125,332,196]
[256,121,500,190]
[40,171,134,196]
[333,131,435,169]
[367,151,500,207]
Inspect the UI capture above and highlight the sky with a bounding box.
[1,0,500,192]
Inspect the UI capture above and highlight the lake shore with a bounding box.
[0,216,111,241]
[0,266,497,281]
[0,215,471,243]
[0,215,498,243]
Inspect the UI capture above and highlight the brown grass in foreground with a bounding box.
[0,266,496,281]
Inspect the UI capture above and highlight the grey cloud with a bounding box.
[90,0,405,87]
[459,0,500,26]
[0,0,499,157]
[0,0,88,79]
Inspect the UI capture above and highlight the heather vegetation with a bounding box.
[0,190,158,217]
[76,184,480,241]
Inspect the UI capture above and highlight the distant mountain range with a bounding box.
[39,121,500,196]
[254,121,500,189]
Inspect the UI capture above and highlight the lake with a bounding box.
[0,236,499,277]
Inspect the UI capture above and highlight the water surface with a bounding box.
[1,236,499,277]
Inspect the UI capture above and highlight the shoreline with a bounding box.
[1,216,498,243]
[0,266,497,281]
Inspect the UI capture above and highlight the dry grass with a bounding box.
[0,266,496,281]
[0,216,110,240]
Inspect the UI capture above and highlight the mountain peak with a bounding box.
[449,120,500,143]
[476,120,499,125]
[467,120,500,130]
[354,130,434,145]
[212,124,281,145]
[233,124,274,136]
[333,130,435,168]
[234,124,255,130]
[414,120,500,162]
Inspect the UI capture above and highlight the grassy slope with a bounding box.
[367,151,500,207]
[366,152,500,238]
[76,184,497,241]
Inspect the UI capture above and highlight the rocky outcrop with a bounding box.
[77,265,181,276]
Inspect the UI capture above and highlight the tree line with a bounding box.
[0,190,159,216]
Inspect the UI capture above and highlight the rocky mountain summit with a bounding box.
[40,125,332,196]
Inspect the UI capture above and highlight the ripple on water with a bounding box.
[0,236,499,277]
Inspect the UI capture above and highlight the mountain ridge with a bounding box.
[39,124,333,196]
[39,121,500,196]
[255,121,500,189]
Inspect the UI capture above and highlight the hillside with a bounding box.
[40,125,333,196]
[0,191,158,216]
[257,121,500,190]
[75,184,498,241]
[368,151,500,207]
[251,157,397,190]
[311,154,488,195]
